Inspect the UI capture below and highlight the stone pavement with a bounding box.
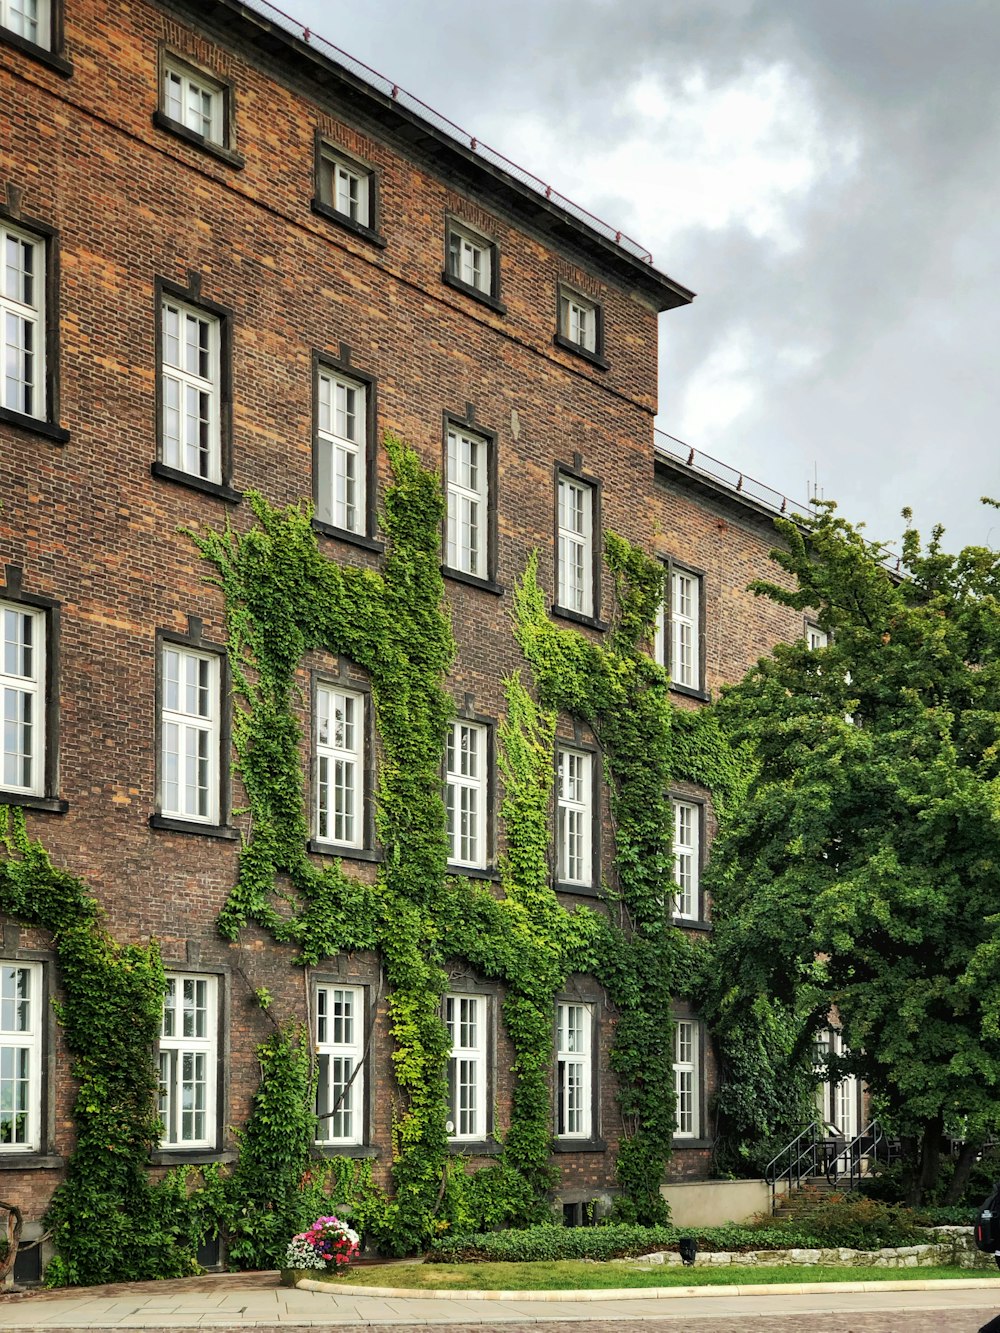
[3,1270,1000,1331]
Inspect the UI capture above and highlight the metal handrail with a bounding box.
[765,1119,898,1211]
[826,1119,896,1189]
[765,1120,825,1210]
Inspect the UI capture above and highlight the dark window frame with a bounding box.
[441,409,502,594]
[554,283,608,370]
[0,942,61,1167]
[442,978,500,1154]
[310,348,382,551]
[552,984,606,1153]
[307,667,380,862]
[151,276,240,504]
[310,971,379,1159]
[0,565,66,815]
[442,214,506,314]
[153,45,245,169]
[669,790,709,929]
[0,205,69,444]
[659,556,708,701]
[311,133,385,248]
[0,0,71,76]
[149,621,236,840]
[552,461,606,630]
[671,1005,710,1147]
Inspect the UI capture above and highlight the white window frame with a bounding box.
[0,961,42,1153]
[807,622,829,651]
[447,223,493,295]
[673,800,700,921]
[162,56,225,145]
[315,983,365,1147]
[556,746,592,887]
[445,993,487,1141]
[1,0,50,49]
[673,1019,700,1139]
[1,601,45,797]
[1,222,45,420]
[315,685,364,849]
[445,720,487,869]
[555,1001,592,1140]
[318,146,372,227]
[559,290,598,354]
[316,368,366,535]
[158,973,217,1150]
[557,475,594,617]
[655,564,702,691]
[160,296,222,484]
[159,643,220,825]
[446,427,489,580]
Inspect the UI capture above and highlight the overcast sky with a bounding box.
[257,0,1000,555]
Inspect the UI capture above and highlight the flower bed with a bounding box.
[283,1216,360,1274]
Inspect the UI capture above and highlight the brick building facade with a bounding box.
[2,0,819,1262]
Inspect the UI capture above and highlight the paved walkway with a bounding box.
[4,1270,1000,1331]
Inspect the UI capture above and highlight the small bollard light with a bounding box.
[678,1236,698,1266]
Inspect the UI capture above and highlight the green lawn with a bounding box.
[309,1259,998,1291]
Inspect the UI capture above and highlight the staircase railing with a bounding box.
[764,1120,826,1211]
[825,1119,896,1190]
[766,1118,898,1211]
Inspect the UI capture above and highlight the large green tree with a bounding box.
[710,500,1000,1203]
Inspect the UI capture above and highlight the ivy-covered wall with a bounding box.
[0,435,793,1281]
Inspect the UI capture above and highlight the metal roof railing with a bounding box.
[654,430,817,520]
[239,0,655,265]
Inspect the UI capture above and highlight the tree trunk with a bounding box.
[943,1140,983,1206]
[0,1199,22,1289]
[906,1117,944,1207]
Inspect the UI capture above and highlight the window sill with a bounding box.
[151,461,242,504]
[673,1137,712,1150]
[0,28,72,76]
[447,864,500,882]
[673,916,712,933]
[551,605,608,633]
[0,405,70,444]
[441,271,506,315]
[0,793,68,814]
[150,1148,236,1166]
[553,333,608,371]
[151,111,245,169]
[442,567,505,597]
[551,1137,607,1154]
[149,814,239,840]
[553,880,602,899]
[670,682,710,703]
[311,1144,381,1161]
[308,840,382,864]
[311,518,384,553]
[0,1152,64,1170]
[310,199,386,249]
[447,1139,501,1156]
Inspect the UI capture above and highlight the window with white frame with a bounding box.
[0,962,42,1151]
[673,800,699,920]
[1,601,44,797]
[1,223,45,420]
[160,644,220,824]
[557,475,594,616]
[158,973,217,1149]
[316,369,366,535]
[447,223,492,295]
[162,56,225,145]
[673,1019,699,1139]
[559,290,598,354]
[160,297,221,483]
[315,984,365,1147]
[556,747,592,887]
[807,623,828,651]
[318,146,372,227]
[1,0,50,49]
[656,565,702,691]
[315,685,363,848]
[555,1001,592,1139]
[446,427,489,579]
[445,721,487,868]
[445,993,487,1140]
